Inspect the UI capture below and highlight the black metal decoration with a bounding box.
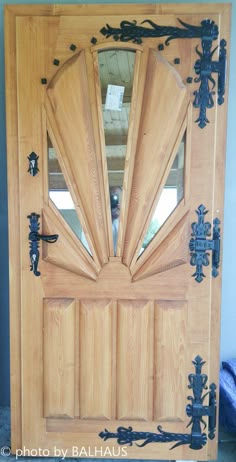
[193,38,227,128]
[28,152,39,176]
[28,212,59,276]
[99,355,216,451]
[100,18,218,44]
[189,205,221,283]
[70,44,77,51]
[100,18,227,128]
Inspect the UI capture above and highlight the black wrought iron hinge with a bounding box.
[189,205,221,283]
[99,18,227,129]
[28,212,58,276]
[99,355,216,451]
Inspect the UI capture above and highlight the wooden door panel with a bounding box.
[43,298,187,423]
[79,299,116,420]
[43,298,76,419]
[154,301,187,422]
[6,4,230,461]
[117,300,154,421]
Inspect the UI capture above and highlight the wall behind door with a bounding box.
[0,0,235,406]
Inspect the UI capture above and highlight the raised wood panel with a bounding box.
[132,212,189,281]
[154,301,187,422]
[117,300,154,420]
[43,298,75,418]
[47,51,108,265]
[123,50,189,266]
[79,300,116,419]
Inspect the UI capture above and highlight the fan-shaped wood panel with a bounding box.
[47,51,108,266]
[132,212,190,281]
[123,50,189,267]
[42,205,98,280]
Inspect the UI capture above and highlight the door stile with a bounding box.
[15,16,50,450]
[207,5,231,459]
[5,5,22,453]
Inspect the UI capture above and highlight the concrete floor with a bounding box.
[1,408,236,462]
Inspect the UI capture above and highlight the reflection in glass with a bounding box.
[98,49,136,254]
[47,135,92,255]
[139,135,185,256]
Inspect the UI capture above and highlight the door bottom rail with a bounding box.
[99,355,216,451]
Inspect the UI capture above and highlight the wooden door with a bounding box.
[5,4,230,461]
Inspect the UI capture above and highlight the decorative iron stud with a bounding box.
[187,76,193,83]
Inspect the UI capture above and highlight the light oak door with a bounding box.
[5,4,230,461]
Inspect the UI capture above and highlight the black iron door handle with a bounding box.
[28,212,59,276]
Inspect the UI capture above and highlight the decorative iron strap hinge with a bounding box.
[28,212,58,276]
[189,204,221,283]
[99,18,227,129]
[99,355,217,451]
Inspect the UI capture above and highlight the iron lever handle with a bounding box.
[28,212,59,276]
[28,231,58,243]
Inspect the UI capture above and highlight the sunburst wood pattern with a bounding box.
[46,51,108,266]
[122,50,189,267]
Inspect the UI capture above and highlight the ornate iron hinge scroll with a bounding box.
[28,212,59,276]
[99,355,216,451]
[189,205,221,283]
[100,18,227,128]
